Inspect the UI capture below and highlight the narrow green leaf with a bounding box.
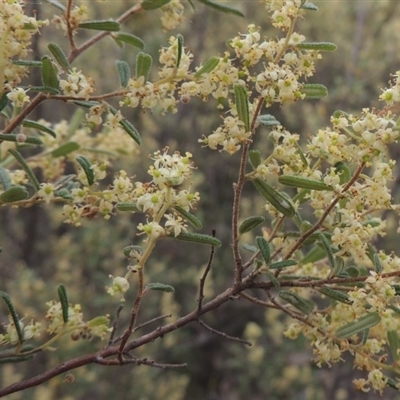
[256,236,270,264]
[0,186,29,203]
[344,266,360,278]
[278,175,333,191]
[78,20,121,31]
[115,60,131,88]
[73,100,100,108]
[361,328,369,345]
[68,108,86,136]
[8,149,40,191]
[239,216,264,235]
[48,43,71,72]
[252,178,295,218]
[113,33,144,50]
[21,85,60,94]
[173,232,222,247]
[387,378,399,390]
[0,354,35,364]
[57,284,69,323]
[51,142,80,157]
[234,84,250,132]
[279,290,314,314]
[142,0,172,10]
[257,114,281,127]
[146,282,175,293]
[336,312,380,339]
[296,42,337,52]
[295,143,308,167]
[22,120,57,138]
[76,155,94,186]
[194,57,220,78]
[388,330,400,361]
[265,271,280,289]
[116,202,139,212]
[196,0,244,17]
[373,253,382,274]
[0,133,43,145]
[0,292,24,344]
[248,150,262,169]
[42,0,66,11]
[114,113,141,145]
[318,287,350,304]
[300,246,326,265]
[173,206,202,230]
[136,52,152,81]
[176,34,184,69]
[328,256,345,278]
[269,260,297,269]
[334,161,351,184]
[319,233,335,269]
[292,188,310,204]
[41,56,59,89]
[301,83,328,99]
[0,167,12,190]
[0,91,9,112]
[12,60,42,67]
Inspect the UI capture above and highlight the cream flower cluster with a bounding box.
[59,148,199,230]
[0,317,41,345]
[59,68,94,99]
[117,1,321,155]
[0,0,48,93]
[160,0,185,31]
[0,301,109,348]
[52,5,89,33]
[46,301,109,340]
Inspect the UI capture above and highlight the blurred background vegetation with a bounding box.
[1,1,400,399]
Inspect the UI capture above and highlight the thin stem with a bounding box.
[118,268,145,361]
[232,97,265,284]
[3,93,47,134]
[0,274,258,397]
[283,162,366,260]
[197,230,216,314]
[66,0,76,51]
[253,269,400,290]
[96,355,187,369]
[107,305,123,346]
[198,319,252,346]
[68,4,142,63]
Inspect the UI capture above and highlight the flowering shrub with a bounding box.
[1,0,400,397]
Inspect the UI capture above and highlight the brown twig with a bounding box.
[68,4,142,63]
[253,269,400,290]
[118,268,145,362]
[107,305,124,346]
[239,291,277,309]
[0,275,258,397]
[283,162,366,260]
[65,0,76,51]
[198,319,252,346]
[197,230,216,314]
[133,314,172,333]
[96,355,187,369]
[232,96,265,284]
[3,93,47,134]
